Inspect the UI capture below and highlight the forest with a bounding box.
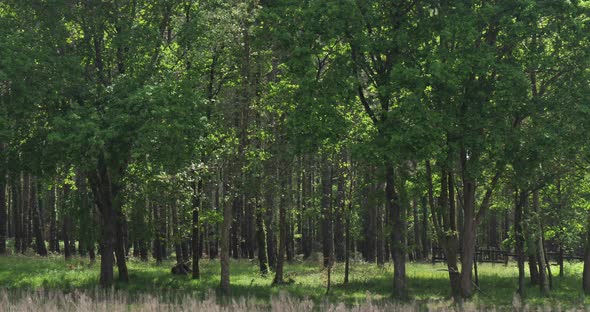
[1,0,590,310]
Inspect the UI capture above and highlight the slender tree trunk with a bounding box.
[139,240,148,262]
[13,175,22,254]
[231,197,241,259]
[265,179,276,270]
[63,214,72,260]
[582,218,590,295]
[192,178,202,279]
[0,154,6,255]
[49,187,59,253]
[515,190,526,297]
[256,198,268,275]
[31,176,47,256]
[220,168,232,295]
[172,203,182,264]
[334,166,345,261]
[376,189,385,266]
[245,193,256,260]
[344,203,351,285]
[421,196,429,260]
[489,211,499,248]
[22,173,30,254]
[533,190,549,295]
[273,167,288,285]
[412,199,421,260]
[89,242,96,263]
[115,210,129,282]
[321,161,333,268]
[301,156,310,259]
[153,203,162,265]
[460,175,477,298]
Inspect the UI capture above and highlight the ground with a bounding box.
[0,255,588,309]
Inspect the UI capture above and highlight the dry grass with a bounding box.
[0,290,588,312]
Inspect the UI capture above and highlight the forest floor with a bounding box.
[0,255,588,310]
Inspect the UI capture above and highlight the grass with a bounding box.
[0,254,588,310]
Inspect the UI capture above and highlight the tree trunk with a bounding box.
[256,199,268,275]
[139,240,148,262]
[87,158,127,288]
[334,167,345,261]
[245,194,256,260]
[192,178,202,279]
[172,201,182,265]
[515,190,526,297]
[412,199,421,260]
[153,203,162,265]
[220,169,232,295]
[49,187,59,253]
[22,173,30,253]
[115,210,128,282]
[31,176,47,256]
[301,156,311,259]
[0,154,6,255]
[387,165,407,299]
[63,214,72,260]
[12,175,22,254]
[89,242,96,263]
[533,190,549,295]
[421,196,429,261]
[528,255,539,286]
[321,161,333,268]
[265,180,276,270]
[273,168,288,285]
[460,176,476,298]
[488,211,499,248]
[344,200,351,285]
[582,214,590,293]
[231,197,241,259]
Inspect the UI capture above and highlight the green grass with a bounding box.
[0,255,588,308]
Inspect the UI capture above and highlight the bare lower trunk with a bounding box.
[0,159,6,255]
[447,240,462,300]
[583,218,590,294]
[515,190,526,297]
[49,187,59,253]
[256,201,268,275]
[63,214,72,260]
[220,171,232,295]
[387,165,406,299]
[273,168,288,285]
[88,158,128,288]
[460,179,476,298]
[100,216,115,287]
[528,255,539,286]
[412,199,421,260]
[12,176,22,254]
[265,184,276,270]
[421,196,429,261]
[533,190,549,295]
[321,162,333,268]
[192,178,202,279]
[344,210,351,285]
[115,211,128,282]
[31,177,47,256]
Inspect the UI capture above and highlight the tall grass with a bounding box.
[0,289,587,311]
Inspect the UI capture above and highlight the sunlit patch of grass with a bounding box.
[0,255,589,308]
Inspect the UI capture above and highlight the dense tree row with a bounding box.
[1,0,590,301]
